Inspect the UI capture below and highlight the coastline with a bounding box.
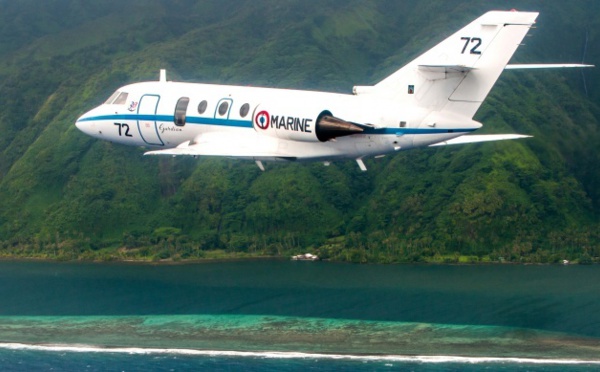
[0,253,283,266]
[0,252,593,265]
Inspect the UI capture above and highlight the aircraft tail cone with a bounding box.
[316,115,364,142]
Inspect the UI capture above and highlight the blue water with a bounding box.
[0,261,598,370]
[1,350,599,372]
[1,347,599,371]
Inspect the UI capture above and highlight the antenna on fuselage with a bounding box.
[159,69,167,82]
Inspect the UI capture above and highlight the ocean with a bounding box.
[0,260,598,371]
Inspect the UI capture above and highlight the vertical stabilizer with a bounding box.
[374,11,538,119]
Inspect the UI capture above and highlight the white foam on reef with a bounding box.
[1,343,599,365]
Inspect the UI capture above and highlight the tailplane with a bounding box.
[371,11,538,119]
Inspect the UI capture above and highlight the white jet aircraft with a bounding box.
[75,10,592,171]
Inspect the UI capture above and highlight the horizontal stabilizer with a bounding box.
[429,134,532,147]
[505,64,594,69]
[418,65,475,73]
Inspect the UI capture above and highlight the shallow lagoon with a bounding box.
[0,261,598,369]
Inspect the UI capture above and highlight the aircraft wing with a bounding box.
[144,132,291,159]
[429,134,532,147]
[505,64,594,69]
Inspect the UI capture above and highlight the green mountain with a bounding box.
[0,0,598,263]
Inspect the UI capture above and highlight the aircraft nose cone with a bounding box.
[75,116,88,134]
[75,110,97,135]
[75,113,98,138]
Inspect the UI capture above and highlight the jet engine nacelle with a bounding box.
[252,104,364,142]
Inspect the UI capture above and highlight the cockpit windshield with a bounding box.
[104,91,129,105]
[105,91,120,104]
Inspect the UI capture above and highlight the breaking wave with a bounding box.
[1,342,599,365]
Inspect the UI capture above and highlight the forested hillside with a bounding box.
[0,0,598,263]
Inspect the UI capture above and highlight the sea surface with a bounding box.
[0,260,598,371]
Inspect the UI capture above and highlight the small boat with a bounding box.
[291,253,319,261]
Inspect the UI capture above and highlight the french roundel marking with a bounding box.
[255,110,270,130]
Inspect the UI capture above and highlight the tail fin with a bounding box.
[374,11,538,119]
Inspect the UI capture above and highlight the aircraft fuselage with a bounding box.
[76,11,549,170]
[76,80,479,162]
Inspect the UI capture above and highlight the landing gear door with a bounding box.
[137,94,164,146]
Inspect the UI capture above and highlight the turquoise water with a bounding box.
[0,261,598,370]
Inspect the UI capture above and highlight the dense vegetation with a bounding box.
[0,0,599,263]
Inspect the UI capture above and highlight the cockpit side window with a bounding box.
[105,91,120,104]
[113,92,129,105]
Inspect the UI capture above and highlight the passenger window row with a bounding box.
[198,100,250,118]
[174,98,251,126]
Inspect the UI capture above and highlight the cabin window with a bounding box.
[105,91,121,104]
[239,103,250,118]
[113,92,129,105]
[198,100,208,114]
[174,97,190,126]
[218,101,229,116]
[399,121,407,128]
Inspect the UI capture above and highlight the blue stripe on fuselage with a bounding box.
[77,114,477,134]
[78,114,253,128]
